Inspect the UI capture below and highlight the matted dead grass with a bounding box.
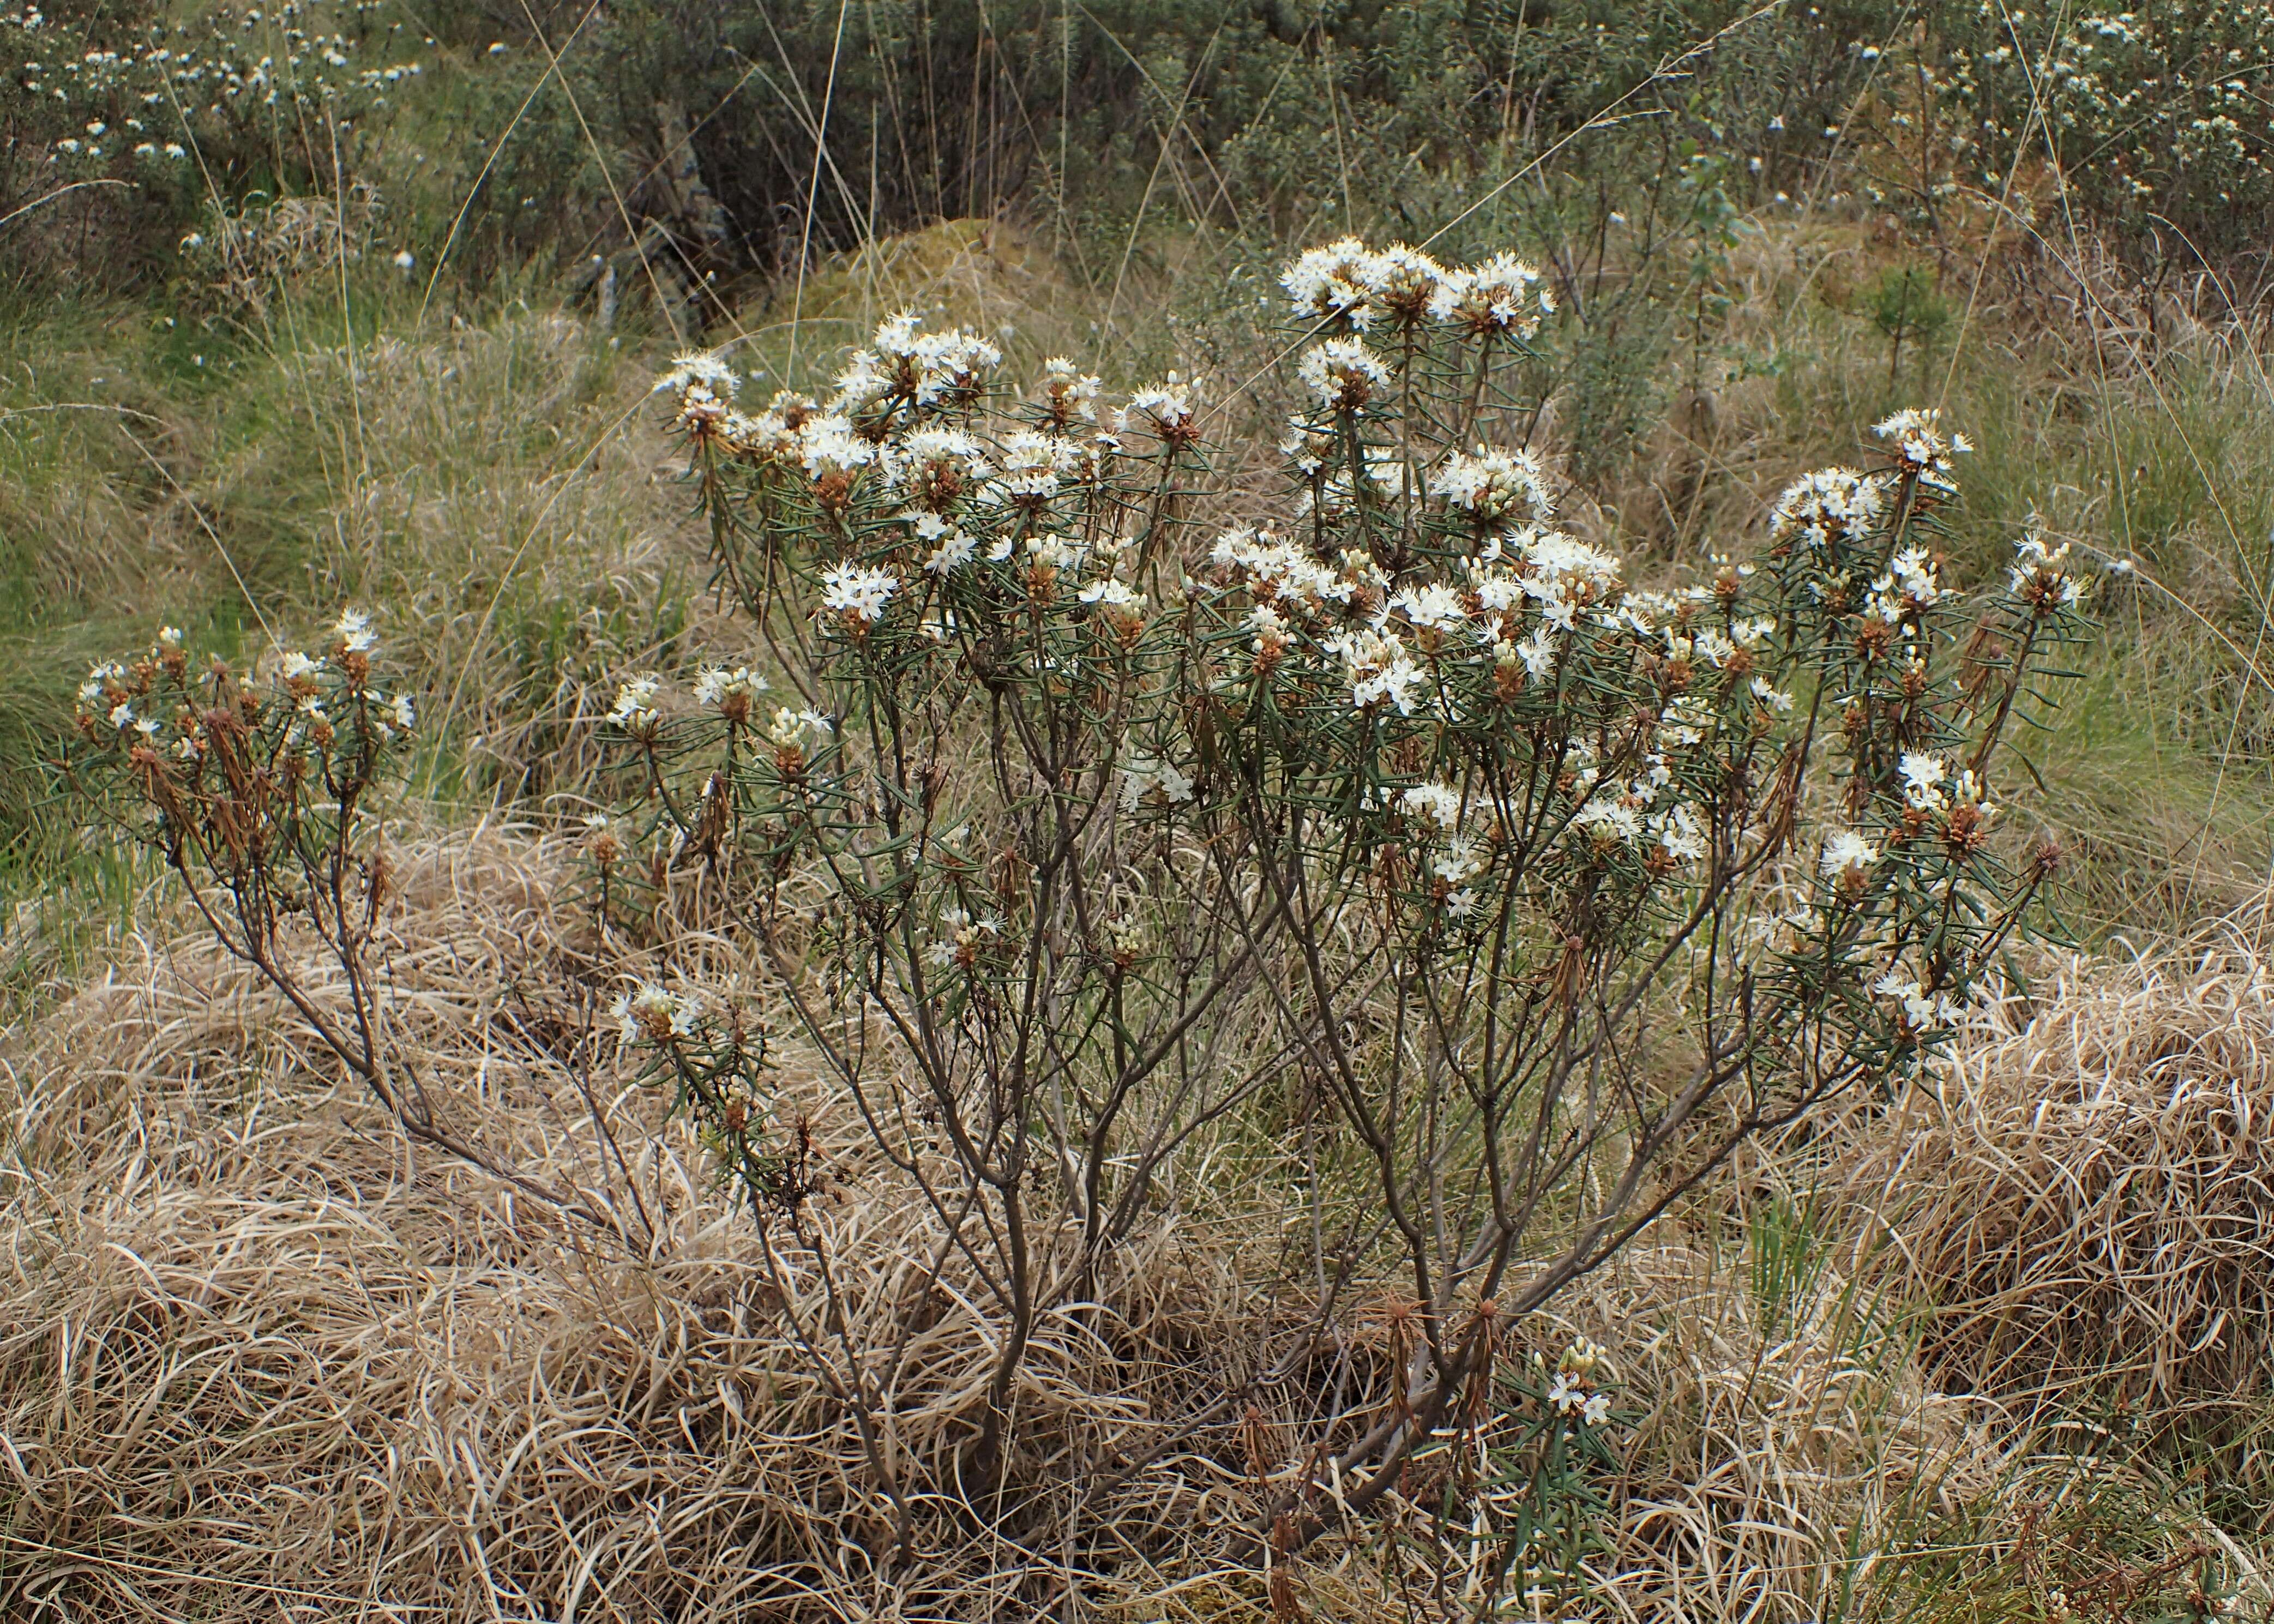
[1846,929,2274,1435]
[0,826,2258,1620]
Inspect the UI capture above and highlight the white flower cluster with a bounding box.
[1120,751,1194,814]
[924,906,1006,970]
[2008,531,2085,613]
[692,664,766,720]
[607,673,662,736]
[1872,407,1973,496]
[1821,828,1880,881]
[1205,443,1750,880]
[1294,335,1391,414]
[1865,544,1944,623]
[1872,969,1963,1035]
[834,310,1003,413]
[8,6,420,188]
[1896,750,1996,831]
[1035,356,1102,426]
[613,980,701,1044]
[1542,1338,1612,1427]
[77,611,416,761]
[819,562,901,631]
[1125,374,1198,441]
[1280,238,1555,340]
[1767,466,1888,557]
[1211,527,1373,623]
[1432,446,1555,532]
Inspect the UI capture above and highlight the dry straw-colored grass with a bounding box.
[1,827,2262,1621]
[0,828,1295,1620]
[1850,929,2274,1431]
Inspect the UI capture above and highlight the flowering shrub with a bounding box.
[579,236,2108,1575]
[68,234,2113,1601]
[63,611,621,1231]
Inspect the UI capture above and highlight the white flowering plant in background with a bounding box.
[580,233,2108,1595]
[1,0,425,255]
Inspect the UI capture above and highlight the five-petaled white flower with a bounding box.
[1821,829,1879,879]
[819,563,900,627]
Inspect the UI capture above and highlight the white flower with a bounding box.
[797,413,876,479]
[1294,336,1391,413]
[79,661,125,707]
[652,349,738,400]
[833,348,893,411]
[2009,532,2083,609]
[1821,828,1879,879]
[906,324,1001,404]
[766,706,834,750]
[923,527,977,574]
[819,563,900,627]
[1079,578,1144,611]
[1036,356,1101,424]
[1120,751,1195,814]
[1390,582,1470,638]
[1433,446,1554,528]
[1768,466,1887,556]
[925,906,1007,970]
[388,693,415,731]
[1398,781,1465,833]
[279,650,322,681]
[1281,236,1383,328]
[1433,837,1485,885]
[392,249,414,271]
[691,665,766,716]
[1369,243,1449,321]
[1581,1392,1611,1427]
[1545,1372,1584,1415]
[1649,801,1707,864]
[1868,545,1944,623]
[1429,252,1551,339]
[1873,407,1970,494]
[1574,797,1644,847]
[1898,750,1946,808]
[1127,375,1196,438]
[1211,527,1357,621]
[613,981,700,1043]
[607,673,661,732]
[1514,627,1561,679]
[332,607,375,652]
[1325,626,1426,715]
[1026,532,1088,573]
[887,425,989,488]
